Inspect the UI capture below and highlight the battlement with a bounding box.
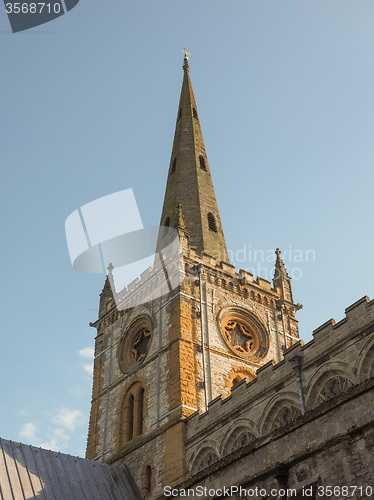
[185,252,295,312]
[185,296,374,438]
[313,295,374,340]
[98,242,298,322]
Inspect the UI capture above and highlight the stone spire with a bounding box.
[158,53,229,262]
[273,248,294,303]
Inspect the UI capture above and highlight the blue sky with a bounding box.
[1,1,373,458]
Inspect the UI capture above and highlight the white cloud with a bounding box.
[19,422,38,441]
[52,408,84,431]
[39,428,70,452]
[78,347,94,359]
[19,408,86,455]
[84,363,93,374]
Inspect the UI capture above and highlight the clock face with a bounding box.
[218,307,269,361]
[118,316,153,373]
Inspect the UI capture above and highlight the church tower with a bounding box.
[86,55,300,497]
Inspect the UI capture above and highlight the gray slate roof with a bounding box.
[0,438,143,500]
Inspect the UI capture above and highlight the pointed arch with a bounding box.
[355,336,374,381]
[146,465,152,493]
[142,463,154,495]
[305,363,356,410]
[260,393,301,435]
[225,366,256,394]
[117,380,147,449]
[221,424,256,456]
[189,446,219,475]
[187,439,220,474]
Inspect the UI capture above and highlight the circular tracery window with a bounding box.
[218,307,269,361]
[222,317,259,356]
[118,316,153,373]
[132,327,151,363]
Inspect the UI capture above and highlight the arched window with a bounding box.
[199,155,207,171]
[128,394,134,441]
[178,108,182,119]
[207,212,217,232]
[222,427,255,455]
[262,401,301,434]
[192,107,198,119]
[139,388,145,435]
[171,158,177,174]
[146,465,152,493]
[165,217,170,227]
[191,448,219,474]
[118,382,146,448]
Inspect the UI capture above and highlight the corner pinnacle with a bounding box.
[175,203,190,233]
[275,248,288,277]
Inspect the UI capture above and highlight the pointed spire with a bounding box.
[158,53,229,262]
[273,248,294,303]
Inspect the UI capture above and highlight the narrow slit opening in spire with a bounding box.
[171,158,177,174]
[199,155,207,171]
[207,213,217,232]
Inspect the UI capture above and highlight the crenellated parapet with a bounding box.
[184,296,374,475]
[186,249,299,313]
[92,244,301,334]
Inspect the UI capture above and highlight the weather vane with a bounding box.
[182,48,191,59]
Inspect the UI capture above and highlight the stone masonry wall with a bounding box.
[155,295,374,499]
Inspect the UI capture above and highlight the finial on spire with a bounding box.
[181,48,191,70]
